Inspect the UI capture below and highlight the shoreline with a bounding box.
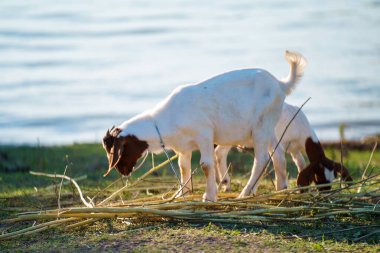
[0,138,378,151]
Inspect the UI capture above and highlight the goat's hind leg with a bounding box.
[215,146,232,192]
[270,138,288,191]
[175,151,193,198]
[239,136,270,198]
[290,151,307,173]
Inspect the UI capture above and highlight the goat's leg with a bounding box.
[199,142,218,202]
[175,151,193,197]
[239,138,270,198]
[214,151,221,185]
[215,146,232,192]
[270,139,288,191]
[290,151,307,173]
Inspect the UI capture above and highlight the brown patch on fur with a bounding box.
[114,135,148,176]
[102,127,122,176]
[297,164,316,190]
[201,163,209,177]
[297,162,334,192]
[313,163,335,191]
[103,126,122,153]
[305,138,325,164]
[297,137,353,192]
[102,127,148,176]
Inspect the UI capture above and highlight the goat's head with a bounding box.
[102,126,148,177]
[297,161,353,192]
[296,137,353,192]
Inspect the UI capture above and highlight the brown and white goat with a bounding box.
[297,138,352,191]
[102,51,306,201]
[215,103,353,192]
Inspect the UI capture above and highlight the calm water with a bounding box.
[0,0,379,145]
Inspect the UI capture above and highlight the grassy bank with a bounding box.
[0,142,379,252]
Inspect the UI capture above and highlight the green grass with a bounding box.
[1,221,379,252]
[0,142,379,252]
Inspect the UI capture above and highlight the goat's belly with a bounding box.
[214,125,252,146]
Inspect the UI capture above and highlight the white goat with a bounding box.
[102,51,306,201]
[215,103,352,192]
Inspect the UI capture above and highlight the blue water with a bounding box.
[0,0,379,145]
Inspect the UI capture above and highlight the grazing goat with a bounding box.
[102,51,306,202]
[215,103,353,192]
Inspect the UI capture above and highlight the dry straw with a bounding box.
[1,157,379,241]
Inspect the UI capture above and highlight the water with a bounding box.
[0,0,379,145]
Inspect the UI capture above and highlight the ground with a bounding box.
[0,142,379,252]
[1,221,379,252]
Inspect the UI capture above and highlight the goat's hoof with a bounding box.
[173,189,190,199]
[222,185,231,192]
[276,185,288,191]
[238,188,251,198]
[202,193,217,202]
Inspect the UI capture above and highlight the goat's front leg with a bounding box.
[290,151,307,173]
[175,151,193,198]
[199,142,218,202]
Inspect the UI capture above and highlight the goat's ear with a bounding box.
[324,158,353,182]
[103,137,125,177]
[102,129,111,149]
[297,164,316,190]
[331,161,353,182]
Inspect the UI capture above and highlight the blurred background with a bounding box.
[0,0,379,145]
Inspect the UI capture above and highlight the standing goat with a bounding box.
[215,103,353,192]
[102,51,306,201]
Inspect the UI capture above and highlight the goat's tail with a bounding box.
[280,50,307,95]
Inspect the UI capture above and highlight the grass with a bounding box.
[0,142,379,252]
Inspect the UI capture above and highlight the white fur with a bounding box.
[324,168,335,183]
[117,51,306,201]
[216,102,317,191]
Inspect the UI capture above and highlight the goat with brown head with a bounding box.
[297,137,353,192]
[102,126,148,177]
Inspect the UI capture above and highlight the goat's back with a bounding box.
[275,103,318,153]
[152,68,285,146]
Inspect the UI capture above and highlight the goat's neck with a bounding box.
[119,113,168,154]
[305,136,326,164]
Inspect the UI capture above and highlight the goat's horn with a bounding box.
[103,166,114,177]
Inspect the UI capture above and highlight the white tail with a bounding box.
[280,50,307,95]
